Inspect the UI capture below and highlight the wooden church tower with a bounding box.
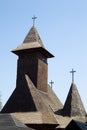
[1,20,63,130]
[1,24,56,113]
[12,26,54,92]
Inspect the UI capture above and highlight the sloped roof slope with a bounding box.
[1,76,37,113]
[12,26,54,58]
[1,75,62,125]
[14,26,44,51]
[23,26,44,47]
[0,114,35,130]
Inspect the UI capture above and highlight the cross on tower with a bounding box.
[70,68,76,83]
[49,80,54,88]
[32,15,37,26]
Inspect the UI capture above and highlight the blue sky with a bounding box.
[0,0,87,111]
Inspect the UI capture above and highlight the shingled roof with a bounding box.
[12,26,54,58]
[23,26,44,47]
[62,83,86,117]
[0,114,35,130]
[1,74,62,125]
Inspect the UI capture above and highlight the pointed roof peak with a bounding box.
[23,26,44,48]
[62,83,86,117]
[12,25,54,58]
[70,82,77,89]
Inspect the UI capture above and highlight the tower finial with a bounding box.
[70,68,76,83]
[49,80,54,88]
[32,15,37,26]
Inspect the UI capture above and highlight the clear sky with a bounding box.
[0,0,87,111]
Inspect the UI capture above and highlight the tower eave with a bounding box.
[11,47,54,58]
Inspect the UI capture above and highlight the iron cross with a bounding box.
[70,68,76,83]
[32,16,37,26]
[49,80,54,88]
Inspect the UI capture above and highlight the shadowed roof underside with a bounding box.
[62,83,86,117]
[65,120,87,130]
